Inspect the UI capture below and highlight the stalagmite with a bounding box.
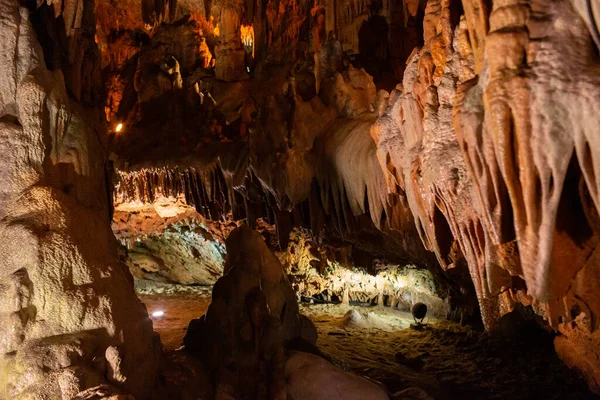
[183,226,317,397]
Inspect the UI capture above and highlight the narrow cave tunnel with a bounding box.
[2,0,600,399]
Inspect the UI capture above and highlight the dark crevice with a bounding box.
[555,153,593,247]
[433,205,454,265]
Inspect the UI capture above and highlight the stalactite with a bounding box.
[142,0,178,28]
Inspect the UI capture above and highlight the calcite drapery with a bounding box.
[462,0,600,390]
[372,0,600,391]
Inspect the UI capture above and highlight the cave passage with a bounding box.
[138,287,592,399]
[2,0,600,398]
[118,206,593,399]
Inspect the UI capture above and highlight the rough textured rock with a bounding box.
[320,65,377,118]
[315,33,344,94]
[142,0,178,27]
[121,220,226,284]
[112,196,233,284]
[183,226,316,398]
[372,12,502,326]
[280,228,451,317]
[0,1,160,398]
[370,0,600,391]
[212,0,248,81]
[468,0,600,390]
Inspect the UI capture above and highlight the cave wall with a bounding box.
[108,0,600,392]
[112,194,455,319]
[0,0,160,398]
[280,228,452,318]
[372,0,600,391]
[112,195,231,284]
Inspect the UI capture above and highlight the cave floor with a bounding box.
[139,292,597,400]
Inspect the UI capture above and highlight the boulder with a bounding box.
[284,351,389,400]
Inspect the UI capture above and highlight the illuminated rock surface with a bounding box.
[113,197,230,284]
[0,0,160,398]
[2,0,600,396]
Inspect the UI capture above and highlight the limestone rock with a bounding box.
[118,216,226,284]
[212,2,248,82]
[184,226,316,397]
[0,1,160,398]
[315,34,343,94]
[368,0,600,392]
[142,0,177,27]
[279,228,451,317]
[66,0,600,394]
[105,346,126,385]
[320,65,377,119]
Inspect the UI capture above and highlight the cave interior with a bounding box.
[2,0,600,398]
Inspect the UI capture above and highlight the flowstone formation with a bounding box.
[371,0,600,391]
[0,0,160,398]
[26,0,600,394]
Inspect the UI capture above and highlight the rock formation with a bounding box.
[284,351,390,400]
[183,226,317,398]
[212,0,248,81]
[3,0,600,395]
[371,0,600,391]
[142,0,178,27]
[0,0,160,398]
[120,219,226,284]
[181,225,439,398]
[108,0,600,391]
[280,228,452,317]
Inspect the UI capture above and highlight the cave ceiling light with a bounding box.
[240,24,254,58]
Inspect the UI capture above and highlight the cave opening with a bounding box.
[3,0,600,398]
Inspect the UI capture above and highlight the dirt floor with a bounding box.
[138,291,598,400]
[140,293,211,350]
